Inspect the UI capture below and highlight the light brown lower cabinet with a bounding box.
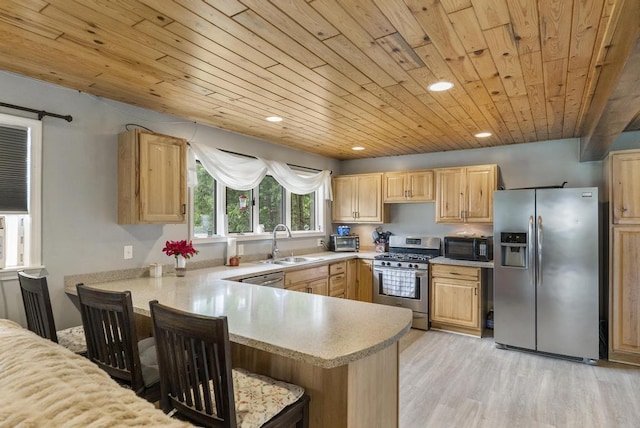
[346,259,358,300]
[430,264,485,337]
[610,226,640,365]
[357,259,373,303]
[285,265,329,296]
[329,261,347,298]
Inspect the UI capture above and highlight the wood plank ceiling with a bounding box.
[0,0,638,160]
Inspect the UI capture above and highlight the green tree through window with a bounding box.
[291,192,315,231]
[259,176,284,231]
[226,188,252,233]
[193,162,215,237]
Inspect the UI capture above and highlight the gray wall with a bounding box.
[0,71,340,328]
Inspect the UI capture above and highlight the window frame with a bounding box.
[189,166,325,243]
[0,113,42,278]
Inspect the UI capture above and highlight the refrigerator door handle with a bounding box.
[537,215,543,287]
[529,216,534,287]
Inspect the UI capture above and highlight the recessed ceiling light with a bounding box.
[352,146,365,151]
[474,132,492,138]
[266,116,283,122]
[427,81,454,92]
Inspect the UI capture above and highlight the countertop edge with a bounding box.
[229,317,412,369]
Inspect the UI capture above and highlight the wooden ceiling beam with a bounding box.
[579,0,640,161]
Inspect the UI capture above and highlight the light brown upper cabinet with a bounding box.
[118,129,187,224]
[435,165,498,223]
[610,150,640,224]
[383,170,434,203]
[332,173,388,223]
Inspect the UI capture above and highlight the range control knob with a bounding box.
[408,264,414,269]
[397,263,402,267]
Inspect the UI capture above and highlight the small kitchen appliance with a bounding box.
[329,234,359,252]
[493,187,599,363]
[373,235,441,330]
[336,225,351,236]
[443,235,493,261]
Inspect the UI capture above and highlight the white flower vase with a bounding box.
[175,255,187,277]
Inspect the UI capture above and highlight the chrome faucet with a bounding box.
[271,224,292,259]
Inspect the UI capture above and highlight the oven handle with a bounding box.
[373,267,429,277]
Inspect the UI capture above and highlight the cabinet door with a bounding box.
[435,168,464,223]
[612,153,640,224]
[465,165,496,223]
[407,170,434,202]
[611,227,640,361]
[329,274,346,297]
[138,132,186,223]
[332,176,356,222]
[357,259,373,303]
[355,174,383,222]
[286,282,310,293]
[430,277,479,328]
[346,259,358,300]
[308,278,329,296]
[383,172,408,202]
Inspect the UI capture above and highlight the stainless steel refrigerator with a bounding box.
[493,187,599,363]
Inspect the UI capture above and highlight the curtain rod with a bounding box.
[212,147,326,174]
[0,102,73,122]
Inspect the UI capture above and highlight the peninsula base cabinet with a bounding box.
[430,264,486,337]
[232,341,399,428]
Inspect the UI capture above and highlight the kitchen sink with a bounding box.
[260,256,322,265]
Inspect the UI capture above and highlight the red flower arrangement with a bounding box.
[162,240,199,259]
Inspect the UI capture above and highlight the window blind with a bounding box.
[0,125,28,212]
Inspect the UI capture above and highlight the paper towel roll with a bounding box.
[227,238,237,261]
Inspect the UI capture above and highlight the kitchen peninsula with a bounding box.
[64,259,412,428]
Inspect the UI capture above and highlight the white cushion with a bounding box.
[192,368,304,428]
[56,325,87,354]
[232,368,304,428]
[138,337,159,387]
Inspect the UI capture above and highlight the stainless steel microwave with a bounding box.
[329,234,359,252]
[444,236,493,262]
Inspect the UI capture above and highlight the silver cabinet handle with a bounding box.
[537,216,543,287]
[529,216,534,287]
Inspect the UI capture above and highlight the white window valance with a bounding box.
[189,142,332,200]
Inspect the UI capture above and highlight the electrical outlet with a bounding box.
[124,245,133,259]
[237,244,245,256]
[317,239,324,247]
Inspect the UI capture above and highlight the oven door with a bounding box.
[373,266,429,330]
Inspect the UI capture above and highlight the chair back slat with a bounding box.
[18,271,58,343]
[76,284,144,393]
[150,300,236,428]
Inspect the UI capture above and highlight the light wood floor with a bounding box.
[399,329,640,428]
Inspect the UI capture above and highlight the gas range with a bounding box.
[374,253,434,270]
[372,235,441,331]
[373,235,441,270]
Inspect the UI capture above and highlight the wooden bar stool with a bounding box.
[18,271,87,355]
[77,283,160,402]
[149,300,310,428]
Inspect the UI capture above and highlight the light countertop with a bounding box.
[65,251,411,369]
[430,256,494,269]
